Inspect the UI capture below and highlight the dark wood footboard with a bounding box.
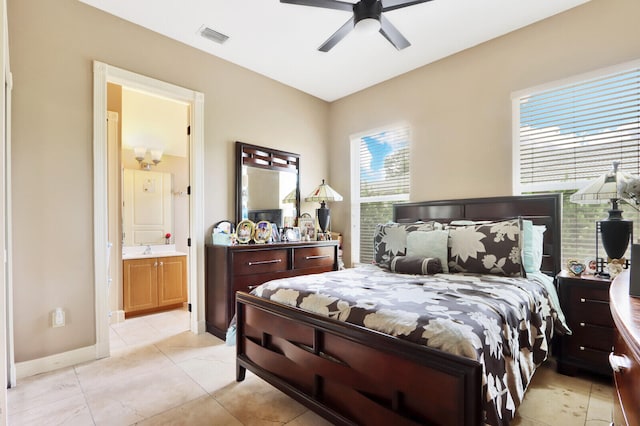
[236,292,482,426]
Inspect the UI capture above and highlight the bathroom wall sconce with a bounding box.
[134,147,163,171]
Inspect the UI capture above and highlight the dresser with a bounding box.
[205,240,339,339]
[609,270,640,426]
[557,271,615,376]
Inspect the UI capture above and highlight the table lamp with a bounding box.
[305,179,343,235]
[570,161,633,274]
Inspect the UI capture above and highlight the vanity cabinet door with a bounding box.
[123,258,158,313]
[158,256,187,306]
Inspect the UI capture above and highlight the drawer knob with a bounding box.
[579,346,585,351]
[580,298,586,303]
[579,322,585,327]
[248,259,282,266]
[609,352,631,373]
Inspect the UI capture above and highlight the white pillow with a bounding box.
[406,230,450,273]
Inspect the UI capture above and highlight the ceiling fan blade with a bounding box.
[318,17,355,52]
[379,14,410,50]
[280,0,353,12]
[382,0,433,12]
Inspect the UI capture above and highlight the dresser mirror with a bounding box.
[235,141,300,228]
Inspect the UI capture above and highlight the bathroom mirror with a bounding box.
[235,141,300,228]
[122,168,173,246]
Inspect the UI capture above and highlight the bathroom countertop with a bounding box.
[122,245,187,260]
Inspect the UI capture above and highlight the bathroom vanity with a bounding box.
[122,245,188,317]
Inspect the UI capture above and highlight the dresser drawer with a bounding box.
[566,288,613,328]
[233,249,288,276]
[612,329,640,426]
[294,246,335,270]
[233,274,287,294]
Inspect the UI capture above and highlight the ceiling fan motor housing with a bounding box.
[354,0,382,24]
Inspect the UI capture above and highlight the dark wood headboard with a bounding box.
[393,194,562,276]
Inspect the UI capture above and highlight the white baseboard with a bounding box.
[109,310,125,324]
[16,345,96,380]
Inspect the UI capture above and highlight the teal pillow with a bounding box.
[522,219,546,273]
[406,230,449,273]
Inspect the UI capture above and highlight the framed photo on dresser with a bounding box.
[299,216,316,241]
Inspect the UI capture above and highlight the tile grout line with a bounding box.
[72,364,98,426]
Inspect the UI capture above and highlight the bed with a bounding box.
[235,194,565,425]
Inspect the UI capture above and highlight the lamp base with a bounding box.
[598,219,633,260]
[317,202,330,234]
[596,219,633,275]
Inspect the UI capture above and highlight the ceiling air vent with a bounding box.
[199,26,229,44]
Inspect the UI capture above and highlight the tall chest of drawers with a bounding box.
[557,271,614,376]
[205,240,339,339]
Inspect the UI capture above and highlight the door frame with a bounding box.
[93,61,205,358]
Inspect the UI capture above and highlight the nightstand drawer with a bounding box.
[566,322,614,352]
[566,342,611,366]
[567,291,613,327]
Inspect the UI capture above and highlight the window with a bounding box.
[513,61,640,265]
[351,125,411,264]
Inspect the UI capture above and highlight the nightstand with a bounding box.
[556,271,614,376]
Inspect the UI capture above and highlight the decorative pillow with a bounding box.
[373,221,438,268]
[406,230,450,273]
[447,218,524,277]
[390,256,443,275]
[522,219,546,273]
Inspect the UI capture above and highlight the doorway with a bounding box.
[93,61,205,358]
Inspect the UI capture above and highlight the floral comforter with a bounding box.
[252,265,570,426]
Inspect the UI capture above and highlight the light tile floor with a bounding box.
[8,309,613,425]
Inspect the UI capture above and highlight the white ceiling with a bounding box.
[79,0,590,102]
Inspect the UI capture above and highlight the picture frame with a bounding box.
[285,227,301,242]
[270,223,280,243]
[236,219,255,244]
[254,221,272,244]
[298,216,316,241]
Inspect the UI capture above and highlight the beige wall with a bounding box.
[328,0,640,266]
[8,0,329,361]
[8,0,640,363]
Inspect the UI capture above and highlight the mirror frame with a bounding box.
[235,141,300,226]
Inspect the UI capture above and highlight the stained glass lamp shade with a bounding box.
[304,179,343,233]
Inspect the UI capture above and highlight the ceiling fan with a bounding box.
[280,0,433,52]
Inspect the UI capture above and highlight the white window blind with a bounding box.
[514,62,640,265]
[519,67,640,192]
[351,126,410,264]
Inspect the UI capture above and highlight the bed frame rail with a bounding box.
[236,292,482,426]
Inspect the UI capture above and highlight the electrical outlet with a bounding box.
[52,308,65,328]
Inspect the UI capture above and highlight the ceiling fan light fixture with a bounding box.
[281,0,428,52]
[354,17,380,34]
